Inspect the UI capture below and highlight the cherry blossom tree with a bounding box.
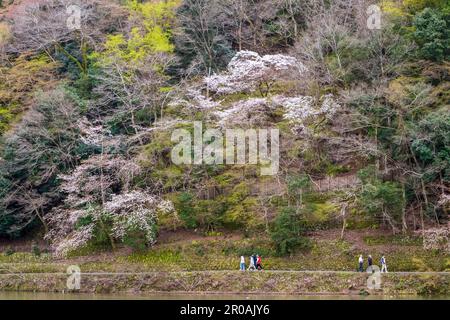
[105,191,174,247]
[46,191,174,256]
[278,94,341,134]
[213,98,274,128]
[204,50,307,96]
[45,153,174,256]
[420,225,449,252]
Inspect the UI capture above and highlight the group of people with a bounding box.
[240,254,263,271]
[238,254,389,273]
[358,254,388,273]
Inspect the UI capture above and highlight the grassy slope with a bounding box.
[1,230,448,273]
[1,230,448,295]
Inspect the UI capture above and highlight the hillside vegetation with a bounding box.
[0,0,448,263]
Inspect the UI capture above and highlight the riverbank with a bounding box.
[0,271,449,297]
[1,230,449,297]
[1,230,449,273]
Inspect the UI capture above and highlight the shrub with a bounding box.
[270,207,311,256]
[413,8,450,61]
[174,192,198,229]
[4,247,14,256]
[31,242,41,257]
[358,167,404,233]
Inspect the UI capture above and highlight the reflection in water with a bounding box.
[0,292,446,300]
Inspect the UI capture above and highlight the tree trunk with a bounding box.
[340,203,348,240]
[401,182,408,233]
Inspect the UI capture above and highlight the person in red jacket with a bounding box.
[256,255,263,270]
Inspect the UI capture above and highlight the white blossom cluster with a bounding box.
[57,155,139,207]
[277,94,341,133]
[77,119,124,151]
[421,226,449,252]
[211,94,340,130]
[105,191,174,244]
[187,89,221,109]
[53,225,94,257]
[46,191,174,257]
[204,50,306,95]
[167,89,221,111]
[45,151,175,256]
[214,98,272,127]
[77,119,108,146]
[45,208,95,257]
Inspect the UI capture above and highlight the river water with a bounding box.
[0,292,447,300]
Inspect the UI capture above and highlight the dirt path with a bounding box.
[0,270,449,276]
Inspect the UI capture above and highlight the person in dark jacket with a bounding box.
[368,255,373,267]
[252,254,257,268]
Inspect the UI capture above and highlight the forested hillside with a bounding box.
[0,0,448,259]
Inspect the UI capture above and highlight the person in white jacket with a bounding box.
[240,256,246,271]
[381,255,388,273]
[248,255,256,271]
[358,255,364,272]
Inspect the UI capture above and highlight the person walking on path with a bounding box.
[248,255,256,271]
[358,255,364,272]
[240,256,246,271]
[256,255,263,270]
[252,254,257,268]
[381,255,388,273]
[368,255,373,268]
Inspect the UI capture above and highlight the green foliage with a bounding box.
[92,0,176,67]
[413,8,450,61]
[221,238,275,257]
[0,54,59,134]
[1,0,448,252]
[411,109,450,183]
[0,87,91,237]
[4,247,14,256]
[0,171,13,235]
[270,207,310,256]
[400,0,449,14]
[286,174,311,207]
[167,179,264,233]
[358,168,404,228]
[223,197,259,231]
[127,248,182,265]
[223,183,256,230]
[123,228,155,252]
[287,175,311,195]
[383,0,448,18]
[31,242,41,257]
[174,192,198,228]
[194,198,228,231]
